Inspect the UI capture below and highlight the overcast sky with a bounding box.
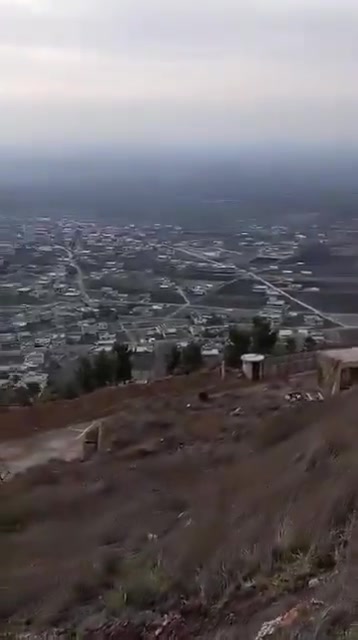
[0,0,357,152]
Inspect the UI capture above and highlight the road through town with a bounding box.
[170,244,347,328]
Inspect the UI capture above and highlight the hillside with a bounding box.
[0,372,358,638]
[0,371,230,442]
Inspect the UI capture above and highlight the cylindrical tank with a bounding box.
[241,353,265,381]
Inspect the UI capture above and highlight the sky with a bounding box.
[0,0,358,153]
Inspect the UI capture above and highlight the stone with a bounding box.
[308,577,320,589]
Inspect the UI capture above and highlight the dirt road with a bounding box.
[0,422,92,477]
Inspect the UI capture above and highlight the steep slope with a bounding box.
[0,379,358,638]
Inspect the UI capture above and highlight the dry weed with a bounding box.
[104,587,128,615]
[102,554,174,611]
[254,408,306,449]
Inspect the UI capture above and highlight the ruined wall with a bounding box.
[264,352,317,379]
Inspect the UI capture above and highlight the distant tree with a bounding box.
[98,304,118,321]
[304,335,317,352]
[181,342,203,373]
[93,350,114,387]
[76,356,95,393]
[82,309,97,320]
[62,381,79,400]
[26,381,41,397]
[202,328,213,338]
[206,314,223,327]
[47,358,61,375]
[14,386,32,407]
[80,334,96,345]
[0,387,13,407]
[166,345,181,375]
[285,336,297,354]
[38,385,58,402]
[113,343,133,384]
[272,341,287,356]
[66,265,77,278]
[252,317,278,354]
[224,326,251,368]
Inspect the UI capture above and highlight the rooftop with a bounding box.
[322,347,358,364]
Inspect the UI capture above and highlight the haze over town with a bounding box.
[1,0,358,389]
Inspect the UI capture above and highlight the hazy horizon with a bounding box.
[1,0,358,227]
[0,0,358,154]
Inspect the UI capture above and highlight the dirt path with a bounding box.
[0,422,92,477]
[0,371,230,443]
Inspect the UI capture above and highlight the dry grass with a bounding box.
[0,382,358,637]
[0,370,234,442]
[272,610,358,640]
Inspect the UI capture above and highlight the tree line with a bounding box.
[47,318,317,400]
[160,318,317,378]
[224,316,317,368]
[48,342,133,400]
[0,380,42,407]
[166,341,203,375]
[74,343,132,394]
[0,319,318,406]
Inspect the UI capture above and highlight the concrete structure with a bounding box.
[241,353,265,381]
[317,348,358,395]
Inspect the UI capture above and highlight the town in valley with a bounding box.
[1,213,358,400]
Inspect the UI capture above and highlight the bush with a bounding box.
[272,518,311,565]
[72,576,99,604]
[181,342,203,373]
[98,548,122,578]
[104,587,128,614]
[112,556,173,610]
[0,501,32,533]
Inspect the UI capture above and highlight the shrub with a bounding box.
[272,518,311,565]
[72,576,99,604]
[124,561,172,608]
[111,556,173,610]
[98,548,122,579]
[0,502,32,533]
[104,587,128,614]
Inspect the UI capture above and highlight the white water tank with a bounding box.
[241,353,265,381]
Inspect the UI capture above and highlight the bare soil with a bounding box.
[0,373,357,638]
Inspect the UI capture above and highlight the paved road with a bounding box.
[166,286,191,319]
[223,249,346,328]
[167,303,190,320]
[177,286,190,305]
[170,245,347,328]
[198,275,243,304]
[55,245,94,307]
